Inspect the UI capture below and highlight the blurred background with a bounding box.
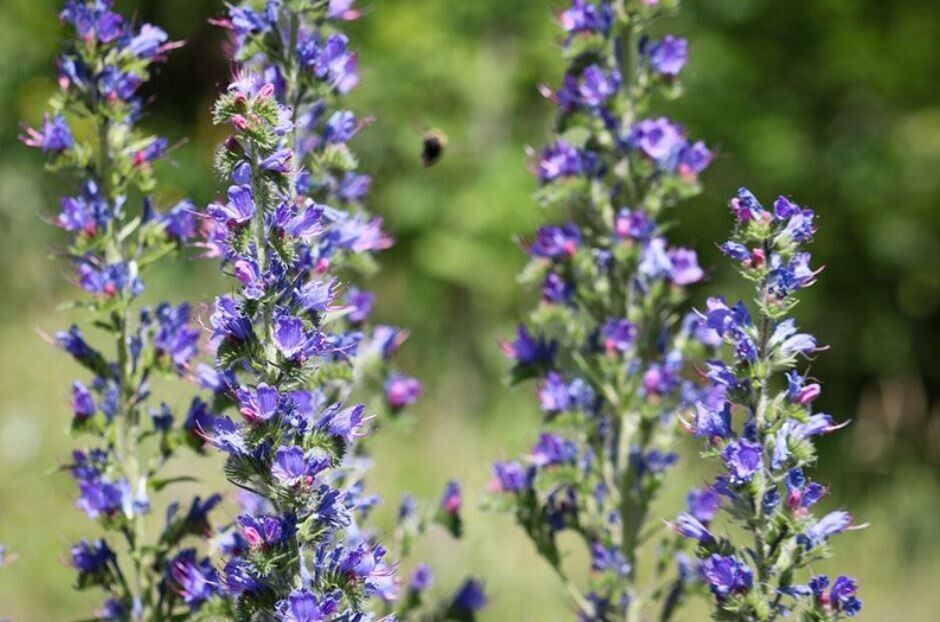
[1,0,938,619]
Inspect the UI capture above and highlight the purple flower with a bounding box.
[542,272,573,304]
[785,371,821,405]
[205,416,246,455]
[631,117,685,164]
[261,147,293,173]
[647,35,689,76]
[502,325,557,367]
[667,247,704,285]
[531,433,578,467]
[720,241,751,262]
[591,542,631,576]
[538,372,571,412]
[223,558,263,594]
[272,446,313,486]
[76,477,130,519]
[273,315,309,359]
[828,576,863,616]
[730,187,768,223]
[385,374,422,409]
[98,66,142,101]
[345,288,374,323]
[71,381,96,421]
[692,402,732,439]
[615,208,653,240]
[324,110,358,143]
[530,223,581,258]
[560,0,613,36]
[537,140,591,181]
[239,514,292,549]
[576,65,622,107]
[800,511,854,550]
[169,550,219,608]
[672,512,714,543]
[410,563,434,592]
[71,539,115,574]
[441,480,462,515]
[162,200,198,241]
[769,319,818,356]
[236,383,280,423]
[317,403,366,441]
[127,24,169,59]
[785,468,827,512]
[602,319,637,354]
[687,487,722,523]
[21,113,74,152]
[154,303,199,370]
[491,461,530,493]
[722,438,764,484]
[701,554,753,598]
[276,589,340,622]
[209,185,255,225]
[450,579,487,613]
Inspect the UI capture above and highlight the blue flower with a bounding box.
[799,511,854,550]
[591,542,631,576]
[531,433,578,467]
[127,24,169,59]
[502,325,557,367]
[491,461,531,493]
[672,512,714,543]
[223,558,263,594]
[410,563,434,592]
[275,589,341,622]
[560,0,613,36]
[602,319,638,354]
[692,402,732,439]
[537,140,592,181]
[21,113,74,152]
[450,579,488,614]
[647,35,689,76]
[722,438,764,484]
[168,549,219,609]
[71,539,115,574]
[531,223,582,258]
[630,117,685,165]
[687,487,722,523]
[209,185,256,225]
[702,554,753,598]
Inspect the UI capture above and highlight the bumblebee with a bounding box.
[421,128,449,167]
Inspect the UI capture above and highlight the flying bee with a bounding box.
[421,128,449,167]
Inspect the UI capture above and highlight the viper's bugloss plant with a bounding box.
[487,0,715,620]
[201,1,482,620]
[22,1,228,619]
[672,189,864,621]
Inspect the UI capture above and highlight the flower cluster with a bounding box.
[23,1,227,619]
[673,189,863,620]
[201,2,482,619]
[489,1,715,620]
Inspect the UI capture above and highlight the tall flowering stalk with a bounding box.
[23,1,228,619]
[202,2,482,620]
[488,0,714,620]
[673,189,864,621]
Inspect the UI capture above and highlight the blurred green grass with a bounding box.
[1,0,939,619]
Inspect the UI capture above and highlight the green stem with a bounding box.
[99,114,150,620]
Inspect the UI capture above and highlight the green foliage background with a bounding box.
[0,0,938,620]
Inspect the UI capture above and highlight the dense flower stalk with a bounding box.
[488,0,714,620]
[201,2,482,620]
[673,189,863,621]
[23,1,226,619]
